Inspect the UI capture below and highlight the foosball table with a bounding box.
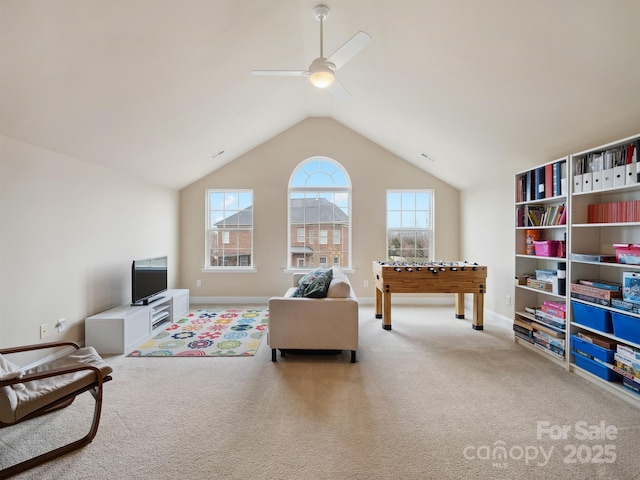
[372,260,488,331]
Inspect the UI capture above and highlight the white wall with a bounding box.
[0,135,179,349]
[461,172,514,319]
[180,117,460,300]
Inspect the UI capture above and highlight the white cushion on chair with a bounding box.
[0,354,21,423]
[1,347,113,424]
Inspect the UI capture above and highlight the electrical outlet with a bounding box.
[506,295,512,306]
[57,318,67,332]
[196,280,202,287]
[40,324,49,339]
[364,280,369,288]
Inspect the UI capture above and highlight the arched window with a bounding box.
[288,157,351,269]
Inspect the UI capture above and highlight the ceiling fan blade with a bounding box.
[252,70,308,77]
[328,78,351,101]
[326,31,372,71]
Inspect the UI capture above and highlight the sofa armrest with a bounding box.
[267,297,358,351]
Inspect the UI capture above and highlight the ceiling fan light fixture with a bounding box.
[309,70,334,88]
[308,58,335,88]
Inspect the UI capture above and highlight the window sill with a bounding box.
[201,267,257,273]
[283,267,355,274]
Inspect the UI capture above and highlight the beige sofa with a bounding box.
[268,266,358,363]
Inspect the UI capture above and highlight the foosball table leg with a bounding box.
[472,293,484,330]
[382,288,392,330]
[454,292,465,319]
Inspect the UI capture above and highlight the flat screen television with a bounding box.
[131,256,168,305]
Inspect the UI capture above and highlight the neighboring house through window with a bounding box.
[206,190,253,268]
[386,190,434,262]
[289,157,351,269]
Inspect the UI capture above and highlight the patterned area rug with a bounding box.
[128,308,268,357]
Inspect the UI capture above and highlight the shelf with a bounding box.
[515,336,566,367]
[516,225,566,231]
[573,183,640,197]
[516,194,566,206]
[571,323,640,351]
[515,254,565,261]
[515,284,566,299]
[569,260,640,269]
[571,364,640,405]
[573,222,640,228]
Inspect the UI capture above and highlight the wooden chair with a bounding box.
[0,341,113,479]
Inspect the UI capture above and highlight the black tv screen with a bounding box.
[131,256,168,305]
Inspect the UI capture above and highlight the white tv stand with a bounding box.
[85,289,189,354]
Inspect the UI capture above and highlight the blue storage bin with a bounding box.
[611,311,640,344]
[571,301,613,333]
[573,352,619,381]
[571,335,615,363]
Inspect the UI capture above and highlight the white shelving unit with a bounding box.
[568,134,640,407]
[514,157,569,369]
[513,134,640,407]
[85,289,189,354]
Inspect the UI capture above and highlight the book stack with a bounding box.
[516,159,567,202]
[587,200,640,223]
[535,300,566,329]
[533,321,565,357]
[570,280,622,306]
[513,316,534,343]
[532,300,566,357]
[525,204,567,227]
[613,344,640,395]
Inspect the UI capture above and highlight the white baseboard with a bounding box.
[189,295,512,329]
[357,295,454,306]
[190,296,272,305]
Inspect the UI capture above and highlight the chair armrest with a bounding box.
[0,341,80,355]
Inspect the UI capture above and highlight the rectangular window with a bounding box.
[319,230,328,244]
[319,256,327,267]
[309,230,314,244]
[387,190,434,262]
[206,190,253,269]
[297,228,305,243]
[333,230,340,244]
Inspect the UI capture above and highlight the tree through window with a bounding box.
[387,190,434,262]
[289,158,351,269]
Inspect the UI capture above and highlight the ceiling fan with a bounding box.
[252,5,372,99]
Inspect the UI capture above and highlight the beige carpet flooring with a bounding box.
[2,304,640,480]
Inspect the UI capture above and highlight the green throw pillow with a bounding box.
[298,268,325,287]
[302,268,333,298]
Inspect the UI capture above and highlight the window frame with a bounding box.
[287,157,352,272]
[386,189,434,263]
[203,189,256,273]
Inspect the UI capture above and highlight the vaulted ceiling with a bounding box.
[1,0,639,190]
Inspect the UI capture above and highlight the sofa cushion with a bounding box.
[326,266,351,298]
[327,279,351,298]
[302,268,333,298]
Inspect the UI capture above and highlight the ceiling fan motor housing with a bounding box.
[313,5,330,21]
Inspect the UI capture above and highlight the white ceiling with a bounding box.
[2,0,639,190]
